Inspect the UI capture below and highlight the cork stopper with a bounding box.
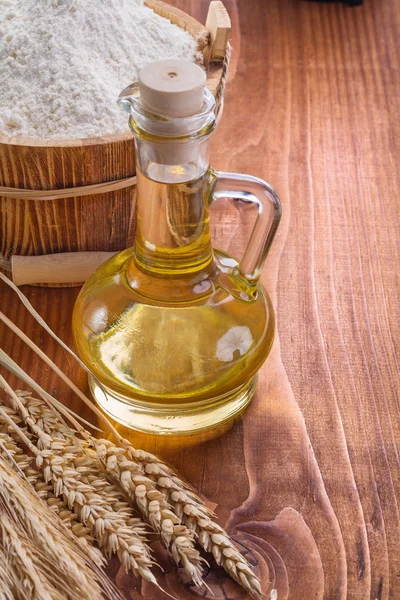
[139,59,207,118]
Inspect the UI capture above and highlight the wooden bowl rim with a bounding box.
[0,0,211,149]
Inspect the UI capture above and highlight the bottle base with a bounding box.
[89,377,257,436]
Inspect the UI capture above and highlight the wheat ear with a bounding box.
[124,443,263,598]
[0,386,158,588]
[0,371,159,586]
[0,351,206,591]
[28,400,207,589]
[2,374,260,596]
[0,415,104,566]
[0,456,122,600]
[94,437,206,588]
[16,391,154,549]
[0,513,64,600]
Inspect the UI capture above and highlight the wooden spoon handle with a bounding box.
[11,252,116,287]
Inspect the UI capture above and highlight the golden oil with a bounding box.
[72,61,281,435]
[72,169,275,434]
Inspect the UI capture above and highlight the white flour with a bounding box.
[0,0,199,139]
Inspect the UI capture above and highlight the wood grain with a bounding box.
[1,0,400,598]
[0,128,137,256]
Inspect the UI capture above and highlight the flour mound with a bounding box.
[0,0,199,139]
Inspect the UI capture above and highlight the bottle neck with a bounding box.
[131,136,215,277]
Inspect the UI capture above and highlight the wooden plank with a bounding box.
[205,1,231,63]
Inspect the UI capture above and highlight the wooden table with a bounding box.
[1,0,399,598]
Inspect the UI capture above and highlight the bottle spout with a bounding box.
[117,82,140,114]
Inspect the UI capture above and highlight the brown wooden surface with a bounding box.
[1,0,400,598]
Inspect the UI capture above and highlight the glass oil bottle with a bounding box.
[72,59,281,435]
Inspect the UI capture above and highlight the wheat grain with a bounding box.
[0,390,159,587]
[94,438,206,588]
[0,418,104,565]
[124,442,263,598]
[12,388,206,589]
[0,457,122,600]
[0,513,62,600]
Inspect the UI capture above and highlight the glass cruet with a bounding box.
[72,59,282,435]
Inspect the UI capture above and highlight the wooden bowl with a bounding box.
[0,0,231,267]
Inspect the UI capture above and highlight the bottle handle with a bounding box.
[211,170,282,285]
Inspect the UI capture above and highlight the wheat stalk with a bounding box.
[0,456,122,600]
[0,550,20,600]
